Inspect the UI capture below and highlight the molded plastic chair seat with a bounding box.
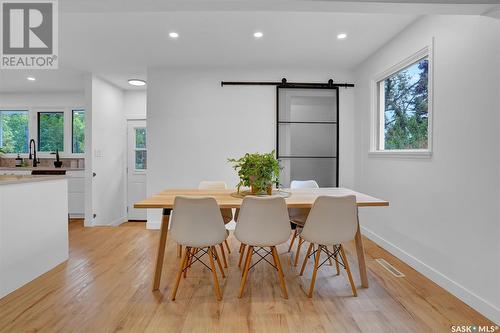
[170,197,228,248]
[234,197,291,247]
[298,195,358,298]
[169,196,228,301]
[234,196,291,298]
[300,196,358,246]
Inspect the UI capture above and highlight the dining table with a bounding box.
[134,187,389,291]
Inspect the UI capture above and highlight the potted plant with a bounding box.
[228,150,280,195]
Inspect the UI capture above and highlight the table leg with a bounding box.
[354,209,369,288]
[153,208,171,291]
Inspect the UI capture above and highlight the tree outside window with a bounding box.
[72,110,85,153]
[38,112,64,152]
[379,58,429,150]
[0,110,29,154]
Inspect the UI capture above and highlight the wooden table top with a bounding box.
[134,187,389,209]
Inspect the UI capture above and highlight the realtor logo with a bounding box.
[1,0,58,69]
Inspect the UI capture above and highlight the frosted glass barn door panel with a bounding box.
[278,123,337,157]
[277,88,338,188]
[278,89,337,122]
[279,158,337,187]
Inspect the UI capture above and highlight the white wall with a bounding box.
[354,15,500,323]
[84,76,127,226]
[124,90,146,120]
[146,67,355,227]
[0,92,84,107]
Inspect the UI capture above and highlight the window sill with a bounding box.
[368,150,432,159]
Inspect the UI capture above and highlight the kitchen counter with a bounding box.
[0,167,84,171]
[0,174,66,185]
[0,175,68,298]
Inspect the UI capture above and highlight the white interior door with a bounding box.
[127,120,147,220]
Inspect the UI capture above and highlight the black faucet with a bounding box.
[29,139,38,167]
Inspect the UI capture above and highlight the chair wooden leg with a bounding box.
[340,245,357,297]
[238,244,247,268]
[239,243,244,253]
[224,239,231,253]
[300,243,314,276]
[183,247,196,278]
[288,229,298,253]
[271,246,288,299]
[241,245,252,276]
[308,245,322,298]
[177,244,182,258]
[171,246,190,301]
[212,246,226,278]
[334,246,340,276]
[208,247,222,301]
[238,246,253,298]
[294,238,304,267]
[218,243,228,268]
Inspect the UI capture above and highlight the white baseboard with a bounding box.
[361,226,500,325]
[110,216,126,226]
[89,216,127,227]
[146,220,161,230]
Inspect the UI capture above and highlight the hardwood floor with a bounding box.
[0,220,494,332]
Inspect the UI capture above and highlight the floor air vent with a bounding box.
[375,258,405,278]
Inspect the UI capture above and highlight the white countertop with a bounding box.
[0,175,67,185]
[0,167,84,171]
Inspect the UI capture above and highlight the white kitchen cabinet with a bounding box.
[0,169,85,218]
[67,171,85,218]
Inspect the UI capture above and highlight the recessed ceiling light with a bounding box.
[253,31,263,38]
[27,77,36,81]
[128,79,146,86]
[169,32,179,39]
[337,33,347,40]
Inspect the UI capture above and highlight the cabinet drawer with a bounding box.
[67,171,85,178]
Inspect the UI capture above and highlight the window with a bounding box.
[72,109,85,153]
[38,112,64,152]
[0,110,29,153]
[135,127,147,170]
[371,47,432,156]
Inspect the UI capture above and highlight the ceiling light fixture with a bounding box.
[337,33,347,40]
[169,32,179,39]
[128,79,146,86]
[27,77,36,81]
[253,31,263,38]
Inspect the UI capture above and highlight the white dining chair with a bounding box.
[169,196,228,301]
[288,180,319,267]
[234,196,291,298]
[298,195,358,298]
[198,181,233,262]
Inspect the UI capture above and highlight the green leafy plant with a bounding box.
[228,150,280,194]
[0,147,5,155]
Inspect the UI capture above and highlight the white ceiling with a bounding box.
[0,1,498,92]
[0,11,419,92]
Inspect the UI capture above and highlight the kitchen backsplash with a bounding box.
[0,157,85,169]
